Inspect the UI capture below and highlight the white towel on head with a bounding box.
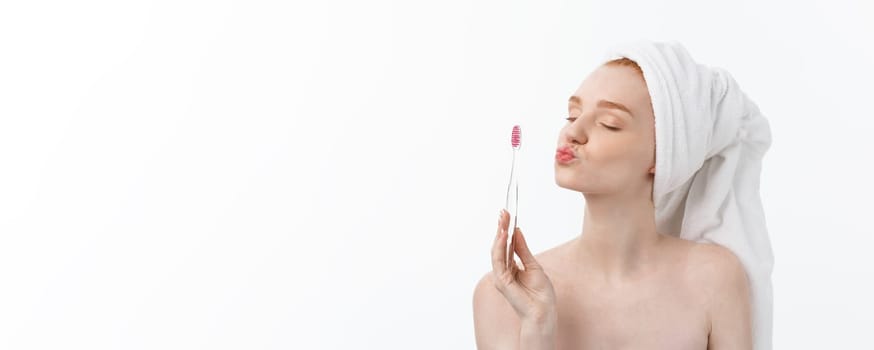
[599,40,774,349]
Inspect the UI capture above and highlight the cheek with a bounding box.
[586,136,631,160]
[590,135,651,170]
[628,142,655,170]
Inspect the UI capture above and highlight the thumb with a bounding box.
[513,227,542,270]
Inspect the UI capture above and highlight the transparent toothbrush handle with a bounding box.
[505,150,519,269]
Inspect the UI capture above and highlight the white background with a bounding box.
[1,0,872,349]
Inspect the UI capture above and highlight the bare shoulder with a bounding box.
[526,238,577,277]
[684,241,753,341]
[472,272,520,349]
[685,242,749,287]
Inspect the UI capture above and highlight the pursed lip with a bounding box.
[556,145,576,158]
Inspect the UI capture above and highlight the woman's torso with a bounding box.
[535,235,714,350]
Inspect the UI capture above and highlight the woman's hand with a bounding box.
[491,209,558,326]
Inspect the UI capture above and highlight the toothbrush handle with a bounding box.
[505,151,515,209]
[505,151,519,269]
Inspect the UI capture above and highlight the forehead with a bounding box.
[572,64,653,118]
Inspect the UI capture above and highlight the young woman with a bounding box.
[473,42,771,350]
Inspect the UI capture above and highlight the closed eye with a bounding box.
[565,117,620,131]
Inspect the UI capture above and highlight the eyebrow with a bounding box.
[568,95,633,118]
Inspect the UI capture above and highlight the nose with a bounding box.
[563,119,587,146]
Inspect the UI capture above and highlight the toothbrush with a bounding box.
[505,125,521,269]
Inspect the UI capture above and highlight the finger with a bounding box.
[505,213,516,269]
[491,210,525,301]
[499,255,528,310]
[506,229,516,269]
[513,227,543,271]
[490,210,509,275]
[509,257,522,275]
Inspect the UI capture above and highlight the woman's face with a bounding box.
[555,63,656,197]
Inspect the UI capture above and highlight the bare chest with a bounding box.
[542,259,710,350]
[554,284,708,350]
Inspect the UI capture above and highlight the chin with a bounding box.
[554,175,584,192]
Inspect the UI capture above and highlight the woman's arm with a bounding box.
[704,246,753,350]
[473,273,557,350]
[474,210,558,349]
[519,312,557,349]
[473,273,521,349]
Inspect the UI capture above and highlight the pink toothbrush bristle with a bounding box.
[511,125,521,148]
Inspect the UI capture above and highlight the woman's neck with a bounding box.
[573,192,663,286]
